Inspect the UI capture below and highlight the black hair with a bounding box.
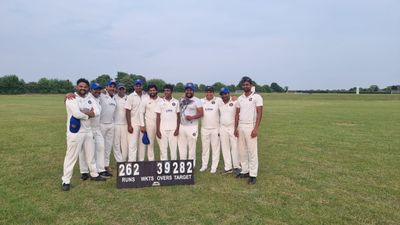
[241,76,252,85]
[147,83,158,91]
[163,84,174,92]
[76,78,89,86]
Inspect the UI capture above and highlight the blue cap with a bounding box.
[107,80,116,86]
[90,82,102,90]
[142,131,150,145]
[134,79,143,86]
[219,87,230,95]
[185,82,195,91]
[69,116,81,133]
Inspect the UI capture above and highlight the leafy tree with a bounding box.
[369,85,379,92]
[198,84,206,92]
[147,79,166,92]
[228,84,236,93]
[262,84,272,93]
[0,75,25,94]
[212,82,225,92]
[93,74,112,87]
[175,82,185,92]
[270,82,284,92]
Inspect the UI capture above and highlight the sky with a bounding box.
[0,0,399,90]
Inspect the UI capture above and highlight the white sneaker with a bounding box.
[210,169,217,174]
[199,167,207,172]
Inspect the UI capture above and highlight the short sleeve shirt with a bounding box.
[179,96,203,126]
[236,92,263,125]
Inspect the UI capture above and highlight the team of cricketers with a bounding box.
[61,76,263,191]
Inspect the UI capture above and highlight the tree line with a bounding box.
[0,72,287,94]
[291,85,400,94]
[1,73,397,95]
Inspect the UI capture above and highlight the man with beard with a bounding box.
[234,76,263,185]
[178,83,203,166]
[155,84,180,160]
[139,84,161,161]
[199,86,221,173]
[62,78,106,191]
[79,82,112,180]
[100,80,123,172]
[218,87,241,176]
[114,83,129,162]
[125,79,148,162]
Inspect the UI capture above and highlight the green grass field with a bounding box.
[0,93,399,225]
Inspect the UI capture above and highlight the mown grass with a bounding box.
[0,93,399,224]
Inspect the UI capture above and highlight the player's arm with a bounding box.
[174,101,180,136]
[234,107,240,137]
[174,112,180,136]
[251,106,263,138]
[186,107,203,121]
[64,93,75,102]
[124,96,133,133]
[91,100,100,117]
[156,113,161,139]
[139,100,146,132]
[251,95,264,138]
[66,99,89,120]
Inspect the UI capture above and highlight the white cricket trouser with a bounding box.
[101,123,122,166]
[138,121,156,161]
[220,125,240,171]
[114,124,129,162]
[237,124,258,177]
[200,127,220,171]
[178,125,198,166]
[127,125,145,162]
[62,132,98,184]
[157,129,178,160]
[79,129,106,173]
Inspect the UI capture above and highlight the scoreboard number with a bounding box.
[156,161,193,175]
[117,160,194,189]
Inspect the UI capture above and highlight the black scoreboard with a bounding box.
[116,160,194,188]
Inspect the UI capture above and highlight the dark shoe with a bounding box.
[221,169,233,175]
[80,173,89,180]
[236,173,249,178]
[233,168,241,176]
[99,171,112,178]
[105,166,112,173]
[61,183,70,191]
[90,175,107,181]
[248,176,257,185]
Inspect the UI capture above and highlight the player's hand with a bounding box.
[185,115,193,121]
[173,129,179,136]
[156,130,162,139]
[234,129,239,138]
[140,126,146,133]
[65,93,75,101]
[128,125,133,134]
[251,128,258,138]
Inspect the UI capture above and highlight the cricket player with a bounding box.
[139,84,161,161]
[218,87,241,176]
[125,79,148,162]
[178,83,203,166]
[155,84,180,160]
[114,83,129,162]
[78,82,112,180]
[234,76,263,185]
[61,78,106,191]
[100,80,123,172]
[199,86,221,173]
